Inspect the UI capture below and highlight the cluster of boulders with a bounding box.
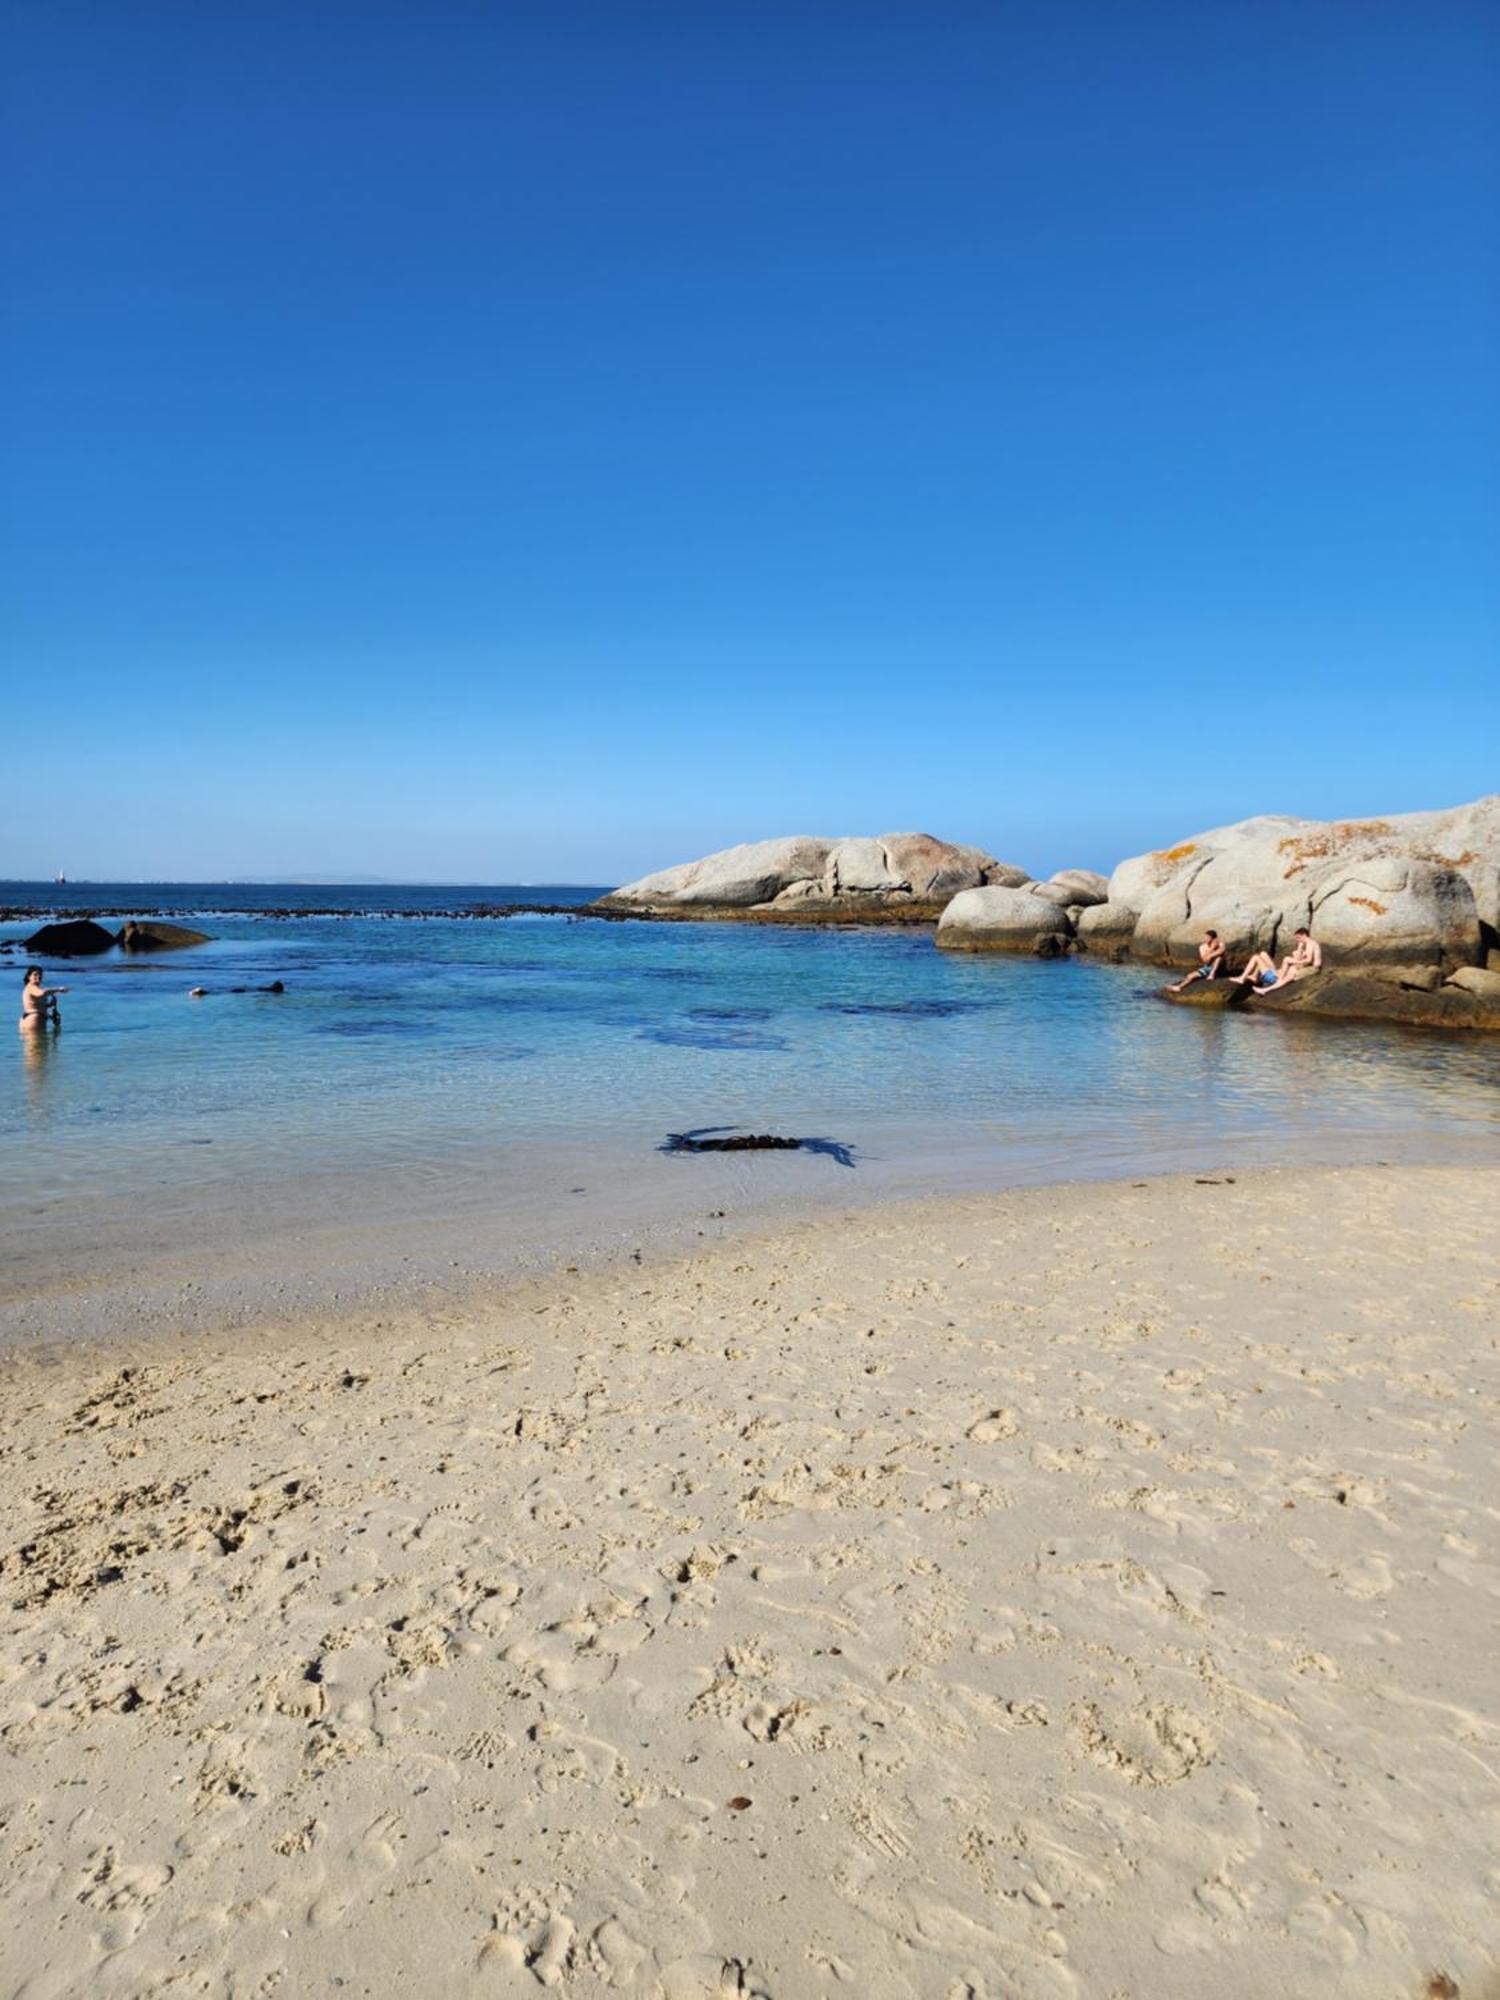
[600,798,1500,1029]
[1076,797,1500,1031]
[600,833,1107,927]
[934,875,1109,953]
[22,919,212,954]
[1076,796,1498,971]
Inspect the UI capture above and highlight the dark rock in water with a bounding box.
[191,981,286,996]
[1255,970,1500,1032]
[1159,981,1251,1010]
[24,919,115,955]
[1160,968,1500,1031]
[1033,933,1070,959]
[117,920,212,950]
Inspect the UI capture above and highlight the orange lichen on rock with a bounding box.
[1347,896,1388,915]
[1153,842,1198,865]
[1279,821,1401,878]
[1278,834,1332,877]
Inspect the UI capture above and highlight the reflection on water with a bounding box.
[3,890,1498,1288]
[19,1022,59,1119]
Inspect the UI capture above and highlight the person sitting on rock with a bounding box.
[1257,927,1323,992]
[1168,930,1227,993]
[1232,950,1281,989]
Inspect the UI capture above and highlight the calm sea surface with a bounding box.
[4,882,1498,1334]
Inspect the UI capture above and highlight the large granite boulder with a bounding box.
[24,919,115,955]
[1309,860,1478,966]
[116,920,212,951]
[1106,797,1498,969]
[602,834,1025,915]
[611,836,835,909]
[935,886,1075,953]
[1076,902,1139,958]
[1033,868,1109,908]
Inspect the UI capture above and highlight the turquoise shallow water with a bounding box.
[4,883,1499,1326]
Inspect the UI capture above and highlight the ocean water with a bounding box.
[4,883,1498,1332]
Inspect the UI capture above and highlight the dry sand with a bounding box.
[1,1165,1496,1999]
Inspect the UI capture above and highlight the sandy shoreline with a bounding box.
[2,1165,1496,1997]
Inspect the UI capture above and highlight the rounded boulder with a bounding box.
[936,886,1075,953]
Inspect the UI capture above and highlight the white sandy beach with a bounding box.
[1,1164,1496,1999]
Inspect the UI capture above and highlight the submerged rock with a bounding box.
[24,919,115,955]
[117,920,213,951]
[1158,982,1249,1011]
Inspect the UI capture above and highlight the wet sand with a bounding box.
[1,1165,1496,1998]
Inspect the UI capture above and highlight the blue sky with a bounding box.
[2,0,1495,883]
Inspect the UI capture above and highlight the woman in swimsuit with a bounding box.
[19,966,67,1033]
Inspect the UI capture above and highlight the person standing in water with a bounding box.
[19,966,67,1033]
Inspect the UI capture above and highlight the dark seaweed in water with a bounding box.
[640,1023,788,1051]
[823,998,990,1017]
[317,1017,436,1038]
[687,1006,774,1022]
[667,1132,799,1152]
[662,1127,857,1168]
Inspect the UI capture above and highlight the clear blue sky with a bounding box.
[2,0,1495,883]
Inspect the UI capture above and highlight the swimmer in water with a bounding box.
[19,966,68,1033]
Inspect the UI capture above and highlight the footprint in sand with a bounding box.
[586,1915,649,1987]
[305,1812,401,1929]
[1071,1701,1215,1787]
[76,1849,174,1954]
[530,1716,621,1788]
[480,1890,575,1985]
[966,1409,1019,1443]
[1332,1552,1395,1599]
[655,1956,774,1999]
